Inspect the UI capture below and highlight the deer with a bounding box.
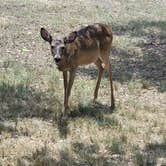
[40,23,115,118]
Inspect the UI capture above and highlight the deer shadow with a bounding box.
[0,82,116,139]
[56,101,116,138]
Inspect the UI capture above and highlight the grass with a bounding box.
[0,0,166,165]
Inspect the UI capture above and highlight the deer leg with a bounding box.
[93,59,104,102]
[63,71,68,110]
[64,68,76,116]
[100,50,115,109]
[108,62,115,109]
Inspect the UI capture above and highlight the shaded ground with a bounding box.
[78,20,166,92]
[0,82,62,121]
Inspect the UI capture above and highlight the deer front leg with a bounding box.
[94,59,104,102]
[67,69,76,98]
[63,69,76,116]
[63,71,68,111]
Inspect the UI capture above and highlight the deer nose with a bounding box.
[54,57,61,63]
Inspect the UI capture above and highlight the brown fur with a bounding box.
[40,23,115,117]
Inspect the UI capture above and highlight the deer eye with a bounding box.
[51,46,55,49]
[61,46,65,51]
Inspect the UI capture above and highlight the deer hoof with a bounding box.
[110,104,115,110]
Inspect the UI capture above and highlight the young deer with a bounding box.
[40,23,115,116]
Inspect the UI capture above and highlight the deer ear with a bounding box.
[40,28,52,43]
[64,31,77,44]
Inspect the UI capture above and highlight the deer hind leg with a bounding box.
[108,61,115,109]
[100,51,115,109]
[93,58,104,102]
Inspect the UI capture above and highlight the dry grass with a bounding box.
[0,0,166,165]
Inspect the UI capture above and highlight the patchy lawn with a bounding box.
[0,0,166,165]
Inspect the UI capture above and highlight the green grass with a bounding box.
[0,0,166,165]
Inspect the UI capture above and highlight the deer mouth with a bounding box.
[56,64,70,72]
[55,63,63,71]
[54,58,61,66]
